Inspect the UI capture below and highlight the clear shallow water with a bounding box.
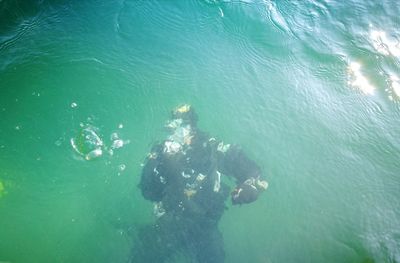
[0,0,399,262]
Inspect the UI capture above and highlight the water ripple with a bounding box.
[264,0,291,35]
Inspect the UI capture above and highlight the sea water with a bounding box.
[0,0,399,262]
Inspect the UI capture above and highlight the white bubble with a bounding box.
[118,123,123,129]
[85,148,103,160]
[110,132,119,141]
[118,164,126,171]
[112,139,124,149]
[218,7,224,17]
[71,102,78,108]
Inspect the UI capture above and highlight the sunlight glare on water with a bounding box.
[348,62,375,95]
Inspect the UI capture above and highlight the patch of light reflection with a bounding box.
[370,30,400,57]
[348,62,375,95]
[387,74,400,101]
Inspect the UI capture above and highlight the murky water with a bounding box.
[0,0,399,262]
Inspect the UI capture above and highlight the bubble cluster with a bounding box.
[71,123,130,161]
[70,125,104,160]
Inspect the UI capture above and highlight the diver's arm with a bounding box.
[219,145,261,182]
[218,145,268,205]
[138,145,167,202]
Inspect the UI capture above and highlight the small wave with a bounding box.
[386,74,400,101]
[0,16,39,52]
[265,0,291,34]
[68,57,107,66]
[0,2,52,53]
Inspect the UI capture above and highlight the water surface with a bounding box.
[0,0,399,262]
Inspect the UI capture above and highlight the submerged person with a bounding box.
[132,104,268,263]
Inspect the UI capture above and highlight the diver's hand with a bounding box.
[231,178,268,205]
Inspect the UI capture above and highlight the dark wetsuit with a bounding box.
[133,107,265,263]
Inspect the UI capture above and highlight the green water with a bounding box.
[1,0,399,262]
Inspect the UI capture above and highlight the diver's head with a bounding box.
[171,104,198,126]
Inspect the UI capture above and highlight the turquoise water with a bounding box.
[1,0,400,262]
